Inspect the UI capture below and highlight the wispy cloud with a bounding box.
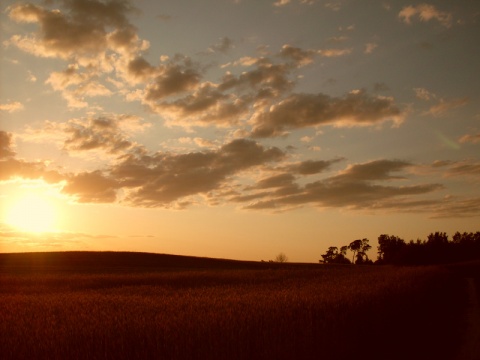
[399,4,453,28]
[459,132,480,144]
[426,97,469,116]
[0,101,24,113]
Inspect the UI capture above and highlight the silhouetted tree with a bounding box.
[427,232,449,246]
[348,240,362,264]
[275,252,288,263]
[348,239,370,264]
[377,231,480,265]
[320,246,351,264]
[356,239,372,264]
[377,234,406,264]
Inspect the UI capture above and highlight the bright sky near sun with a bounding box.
[0,0,479,262]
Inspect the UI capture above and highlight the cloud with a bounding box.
[285,159,343,175]
[249,173,296,190]
[250,90,403,138]
[432,159,480,180]
[459,132,480,144]
[219,58,293,95]
[62,170,119,203]
[46,64,112,108]
[150,83,249,127]
[241,159,443,212]
[146,54,298,127]
[318,48,352,57]
[0,101,24,113]
[426,97,469,116]
[324,2,344,11]
[274,0,291,7]
[144,60,202,100]
[63,139,285,207]
[0,131,62,183]
[431,197,480,218]
[399,4,452,28]
[279,45,316,67]
[206,37,234,54]
[0,131,16,159]
[7,0,139,59]
[64,115,139,154]
[364,43,378,54]
[414,87,436,101]
[6,1,152,109]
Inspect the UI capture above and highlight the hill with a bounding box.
[0,251,274,274]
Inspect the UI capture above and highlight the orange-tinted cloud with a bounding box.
[399,4,452,28]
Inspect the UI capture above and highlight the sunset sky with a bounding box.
[1,0,479,262]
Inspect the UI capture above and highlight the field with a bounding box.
[0,252,476,360]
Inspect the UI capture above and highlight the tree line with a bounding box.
[320,231,480,265]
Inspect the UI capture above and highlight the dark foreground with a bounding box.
[0,252,477,360]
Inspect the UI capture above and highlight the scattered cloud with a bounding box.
[432,159,480,180]
[459,132,480,144]
[7,1,139,59]
[279,45,316,67]
[62,170,119,203]
[325,2,344,12]
[0,131,16,159]
[0,131,63,183]
[285,158,343,175]
[429,196,480,218]
[273,0,291,7]
[110,138,285,207]
[399,4,452,28]
[414,87,436,101]
[364,43,378,54]
[426,97,469,116]
[206,37,234,54]
[63,114,146,154]
[240,159,443,212]
[0,101,24,113]
[318,48,353,57]
[250,90,402,138]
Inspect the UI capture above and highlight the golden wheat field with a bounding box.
[0,252,473,360]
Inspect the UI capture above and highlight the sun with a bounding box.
[5,192,58,233]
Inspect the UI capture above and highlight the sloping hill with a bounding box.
[0,251,269,274]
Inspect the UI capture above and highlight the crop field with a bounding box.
[0,252,473,360]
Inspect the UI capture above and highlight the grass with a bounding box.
[0,252,471,360]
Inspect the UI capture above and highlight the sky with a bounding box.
[0,0,479,262]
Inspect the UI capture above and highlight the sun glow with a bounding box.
[5,192,59,233]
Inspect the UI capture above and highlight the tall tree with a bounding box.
[348,239,363,264]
